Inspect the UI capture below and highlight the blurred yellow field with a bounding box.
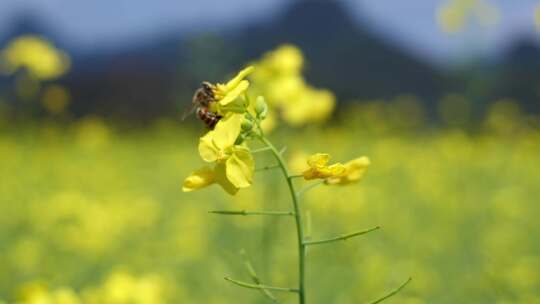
[1,101,538,303]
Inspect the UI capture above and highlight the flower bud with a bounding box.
[241,119,253,131]
[254,96,268,118]
[234,133,246,145]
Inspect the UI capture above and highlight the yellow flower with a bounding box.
[197,114,254,190]
[183,164,239,195]
[282,88,335,126]
[302,153,346,180]
[212,66,254,107]
[326,156,370,185]
[248,45,336,127]
[0,35,70,80]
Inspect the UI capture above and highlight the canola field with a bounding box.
[1,100,539,304]
[1,40,540,304]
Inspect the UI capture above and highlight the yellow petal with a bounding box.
[182,166,215,192]
[302,153,347,180]
[302,169,318,180]
[198,131,219,162]
[212,114,243,150]
[225,147,254,188]
[307,153,330,168]
[328,163,346,176]
[219,80,250,106]
[225,66,254,91]
[214,163,239,195]
[326,156,370,185]
[344,156,370,181]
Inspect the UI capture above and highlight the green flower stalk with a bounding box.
[182,66,411,304]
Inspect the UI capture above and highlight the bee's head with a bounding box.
[201,81,213,91]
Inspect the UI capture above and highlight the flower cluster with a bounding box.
[184,114,254,195]
[301,153,370,185]
[249,45,335,129]
[437,0,499,33]
[183,66,369,195]
[183,67,263,195]
[0,35,70,80]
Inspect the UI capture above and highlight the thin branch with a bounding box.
[303,226,381,246]
[240,250,278,303]
[256,164,281,172]
[296,180,325,197]
[252,146,273,154]
[366,277,412,304]
[209,210,294,216]
[252,146,286,155]
[224,277,299,293]
[288,174,304,179]
[304,210,312,241]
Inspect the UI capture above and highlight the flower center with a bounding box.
[216,148,233,162]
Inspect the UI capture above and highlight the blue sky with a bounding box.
[0,0,539,65]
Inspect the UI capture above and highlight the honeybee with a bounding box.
[182,81,222,129]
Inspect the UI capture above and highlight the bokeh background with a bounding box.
[1,0,539,303]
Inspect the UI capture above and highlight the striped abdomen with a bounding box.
[197,107,222,129]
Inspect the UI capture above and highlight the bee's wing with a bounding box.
[181,102,197,121]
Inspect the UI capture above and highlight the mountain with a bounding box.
[494,37,540,113]
[233,0,449,103]
[2,0,539,121]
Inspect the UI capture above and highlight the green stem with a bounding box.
[260,136,307,304]
[225,277,299,293]
[367,277,412,304]
[240,249,279,302]
[209,210,294,216]
[296,180,325,197]
[303,226,380,246]
[255,164,281,172]
[252,146,273,154]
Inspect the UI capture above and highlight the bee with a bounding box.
[182,81,222,129]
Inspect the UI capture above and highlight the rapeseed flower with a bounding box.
[182,165,239,195]
[0,35,70,80]
[249,45,335,128]
[184,114,254,194]
[326,156,370,185]
[210,66,254,114]
[301,154,370,185]
[302,153,346,180]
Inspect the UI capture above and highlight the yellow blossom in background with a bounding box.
[302,153,346,180]
[326,156,370,185]
[0,35,70,80]
[249,44,336,128]
[535,5,540,31]
[81,271,168,304]
[265,44,303,74]
[282,88,335,126]
[75,117,111,150]
[2,101,540,302]
[17,282,81,304]
[437,0,499,33]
